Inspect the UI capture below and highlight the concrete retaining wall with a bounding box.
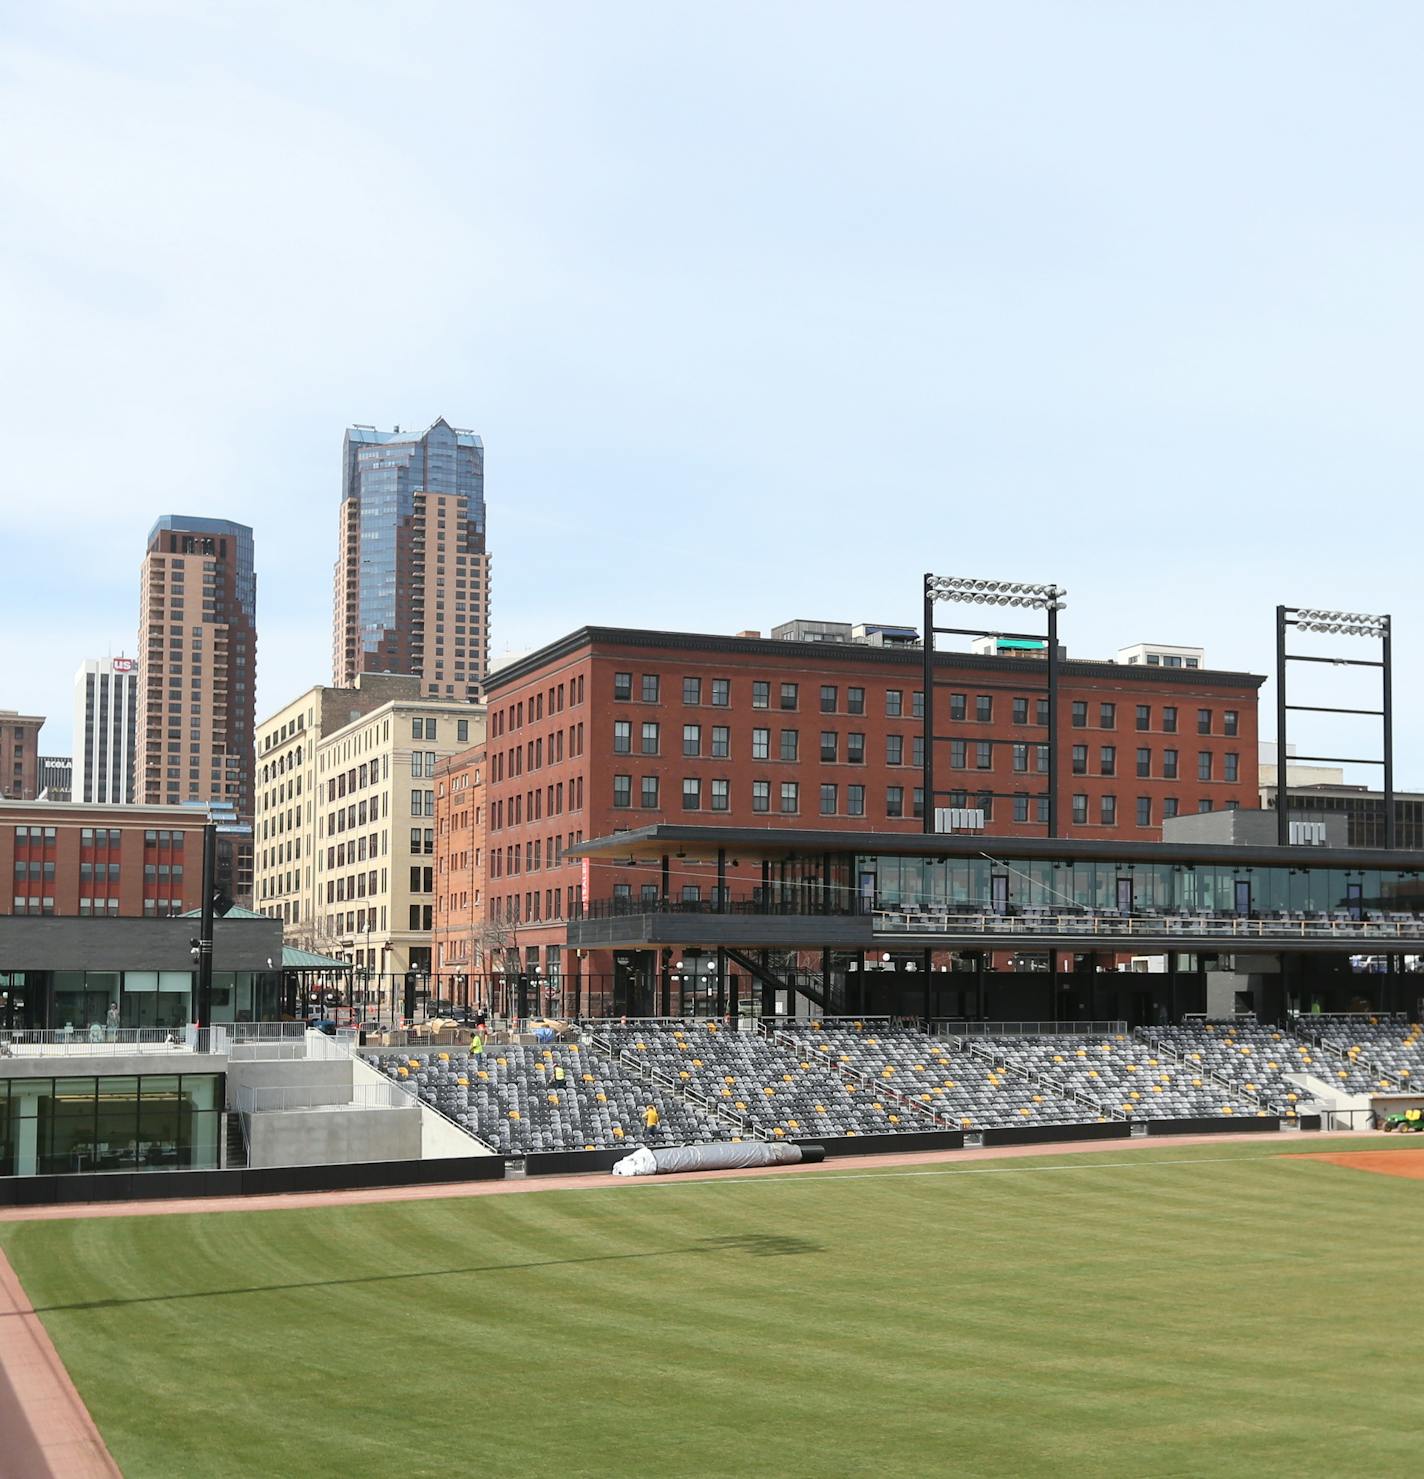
[246,1105,420,1168]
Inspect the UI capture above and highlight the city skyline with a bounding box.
[5,4,1424,784]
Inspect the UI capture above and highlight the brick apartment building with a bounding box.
[1,801,207,918]
[432,625,1264,1010]
[431,744,487,979]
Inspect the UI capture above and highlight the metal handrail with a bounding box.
[233,1082,413,1113]
[0,1027,195,1056]
[929,1020,1128,1038]
[955,1037,1119,1119]
[875,908,1424,942]
[782,1027,955,1130]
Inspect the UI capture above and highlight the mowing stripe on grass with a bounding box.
[544,1147,1338,1194]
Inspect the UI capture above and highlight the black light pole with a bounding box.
[197,822,217,1044]
[1276,605,1289,847]
[1046,602,1060,839]
[1383,617,1395,851]
[922,573,936,837]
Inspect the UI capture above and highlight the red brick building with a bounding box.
[0,801,207,918]
[459,626,1264,1011]
[432,744,488,983]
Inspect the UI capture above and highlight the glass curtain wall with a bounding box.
[860,855,1424,915]
[0,1073,222,1177]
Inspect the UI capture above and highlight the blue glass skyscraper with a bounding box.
[333,418,489,700]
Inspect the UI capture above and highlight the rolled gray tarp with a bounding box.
[611,1141,825,1176]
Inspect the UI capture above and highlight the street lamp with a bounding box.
[922,573,1067,839]
[1275,605,1393,848]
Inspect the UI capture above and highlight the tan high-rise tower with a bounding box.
[136,516,257,903]
[332,418,490,701]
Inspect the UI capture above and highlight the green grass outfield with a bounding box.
[4,1138,1424,1478]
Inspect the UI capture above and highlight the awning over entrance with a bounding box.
[281,946,352,971]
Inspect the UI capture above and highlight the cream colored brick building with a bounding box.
[253,675,483,975]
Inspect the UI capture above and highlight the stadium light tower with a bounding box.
[1275,605,1393,848]
[921,574,1068,838]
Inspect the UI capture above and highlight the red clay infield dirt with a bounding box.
[1299,1146,1424,1180]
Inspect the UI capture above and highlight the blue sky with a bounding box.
[2,1,1419,779]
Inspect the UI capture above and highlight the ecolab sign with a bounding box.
[111,658,136,673]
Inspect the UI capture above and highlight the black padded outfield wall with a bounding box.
[1146,1116,1283,1137]
[0,1154,505,1207]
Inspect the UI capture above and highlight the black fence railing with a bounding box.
[573,893,867,921]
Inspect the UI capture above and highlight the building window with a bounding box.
[886,735,904,766]
[612,775,631,808]
[683,677,702,705]
[710,779,729,811]
[779,729,799,761]
[640,776,659,807]
[641,722,659,755]
[683,724,701,757]
[752,681,770,709]
[1071,744,1087,775]
[1197,708,1212,735]
[1137,796,1152,827]
[977,791,994,822]
[846,784,865,816]
[820,685,837,713]
[779,683,798,710]
[1012,698,1028,725]
[1224,710,1239,737]
[976,695,992,723]
[1072,794,1088,825]
[711,679,730,707]
[912,787,925,819]
[847,687,865,715]
[1100,795,1117,826]
[949,693,966,722]
[1012,743,1028,773]
[1136,747,1151,778]
[886,786,904,817]
[752,780,770,813]
[1135,705,1150,731]
[1013,793,1029,822]
[885,689,903,717]
[1198,799,1214,814]
[613,721,631,754]
[779,782,799,814]
[1100,745,1116,777]
[614,672,632,701]
[456,719,469,742]
[847,733,865,765]
[912,736,924,767]
[711,725,730,758]
[820,731,838,763]
[1198,751,1213,781]
[1071,701,1087,728]
[1163,749,1179,779]
[975,741,992,770]
[752,728,770,760]
[1224,752,1239,782]
[682,778,701,810]
[641,675,660,703]
[1100,703,1116,729]
[820,783,837,816]
[951,739,967,770]
[1163,706,1178,733]
[912,690,925,719]
[1163,797,1179,819]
